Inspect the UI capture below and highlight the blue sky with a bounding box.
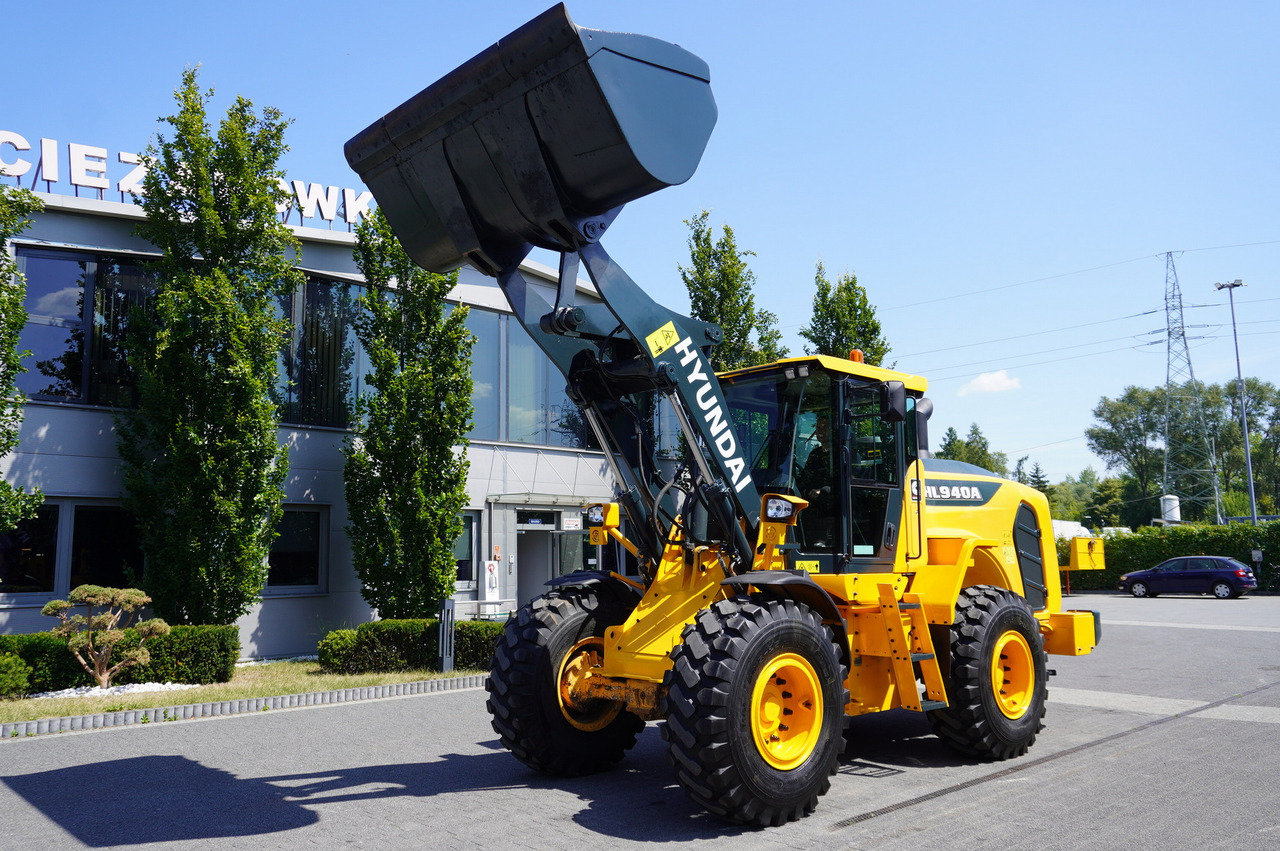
[5,1,1278,484]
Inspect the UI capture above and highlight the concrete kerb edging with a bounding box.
[1,674,488,740]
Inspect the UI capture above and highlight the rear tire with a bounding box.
[486,586,644,775]
[1212,581,1233,599]
[929,586,1048,761]
[662,597,847,826]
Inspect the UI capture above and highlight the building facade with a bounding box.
[1,185,625,658]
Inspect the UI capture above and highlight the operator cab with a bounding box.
[720,359,923,574]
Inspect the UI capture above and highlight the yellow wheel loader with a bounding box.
[346,3,1102,826]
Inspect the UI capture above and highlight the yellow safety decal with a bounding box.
[646,321,679,357]
[796,560,819,573]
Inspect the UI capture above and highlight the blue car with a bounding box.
[1118,556,1258,599]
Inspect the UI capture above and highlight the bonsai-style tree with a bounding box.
[42,585,170,688]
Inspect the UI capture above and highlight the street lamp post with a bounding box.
[1215,279,1258,525]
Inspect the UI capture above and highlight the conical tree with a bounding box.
[344,208,474,618]
[118,68,301,624]
[799,262,890,366]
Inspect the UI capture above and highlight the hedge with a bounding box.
[318,618,504,674]
[0,652,31,699]
[0,624,240,695]
[1057,519,1280,591]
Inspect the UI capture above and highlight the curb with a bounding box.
[1,674,488,740]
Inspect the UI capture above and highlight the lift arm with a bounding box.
[345,3,760,566]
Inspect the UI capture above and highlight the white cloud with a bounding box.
[957,370,1021,397]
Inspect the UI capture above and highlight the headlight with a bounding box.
[765,497,796,521]
[585,505,605,525]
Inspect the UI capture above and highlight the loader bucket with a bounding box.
[344,3,717,276]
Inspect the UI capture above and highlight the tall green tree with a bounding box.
[799,262,890,365]
[344,208,474,618]
[0,186,44,532]
[679,210,786,371]
[118,68,302,624]
[1050,467,1100,521]
[934,423,1009,476]
[1085,385,1165,507]
[1027,462,1053,498]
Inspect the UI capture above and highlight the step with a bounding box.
[910,652,935,662]
[920,699,947,712]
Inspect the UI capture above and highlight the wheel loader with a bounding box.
[345,3,1102,826]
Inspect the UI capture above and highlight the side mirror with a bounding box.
[878,381,907,423]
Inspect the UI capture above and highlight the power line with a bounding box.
[883,239,1280,311]
[898,308,1161,359]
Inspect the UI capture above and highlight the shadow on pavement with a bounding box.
[2,712,970,844]
[3,755,319,846]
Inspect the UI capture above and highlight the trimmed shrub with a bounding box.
[0,624,238,693]
[0,652,31,699]
[455,620,504,669]
[117,625,240,685]
[317,617,504,674]
[0,632,91,692]
[1058,519,1280,591]
[317,629,359,673]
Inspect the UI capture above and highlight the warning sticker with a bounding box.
[645,321,679,358]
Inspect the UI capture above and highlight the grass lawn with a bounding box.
[0,660,486,725]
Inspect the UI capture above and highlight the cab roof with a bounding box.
[720,354,929,394]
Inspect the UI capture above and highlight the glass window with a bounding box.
[467,308,500,440]
[453,514,476,584]
[507,327,546,444]
[17,250,90,400]
[0,505,59,595]
[87,259,152,407]
[267,507,326,589]
[70,506,142,589]
[278,277,365,428]
[17,249,155,406]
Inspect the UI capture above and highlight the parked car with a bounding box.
[1118,556,1258,599]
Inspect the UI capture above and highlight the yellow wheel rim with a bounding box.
[991,630,1035,719]
[750,652,823,770]
[556,636,622,732]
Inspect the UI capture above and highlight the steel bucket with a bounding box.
[344,3,717,276]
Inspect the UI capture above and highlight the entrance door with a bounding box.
[516,530,553,605]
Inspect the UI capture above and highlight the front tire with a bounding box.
[486,586,644,776]
[929,586,1048,761]
[662,597,848,826]
[1131,581,1151,598]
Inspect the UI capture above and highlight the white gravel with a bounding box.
[30,682,202,700]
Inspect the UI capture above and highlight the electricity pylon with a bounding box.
[1162,252,1224,523]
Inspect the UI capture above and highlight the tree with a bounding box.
[1027,463,1053,499]
[1051,467,1099,520]
[799,262,891,365]
[1085,385,1165,506]
[42,585,170,688]
[118,68,302,624]
[0,186,43,533]
[344,208,474,618]
[679,210,786,371]
[1081,477,1129,529]
[934,422,1008,476]
[1085,379,1280,521]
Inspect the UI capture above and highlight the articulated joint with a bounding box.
[566,672,665,721]
[539,305,586,335]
